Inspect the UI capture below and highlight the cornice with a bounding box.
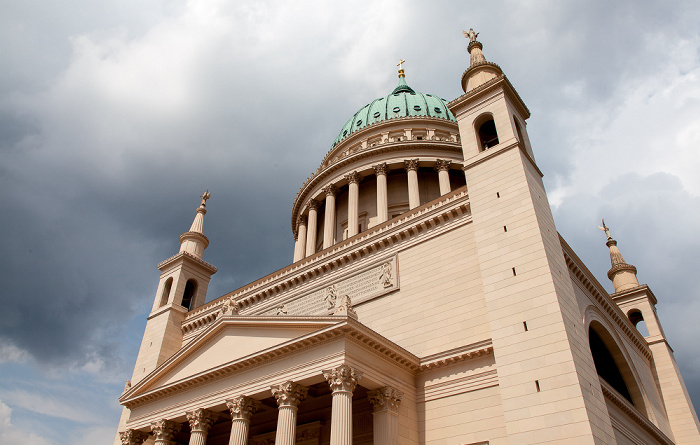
[418,339,493,371]
[610,285,658,306]
[448,74,530,121]
[559,236,651,361]
[157,251,218,274]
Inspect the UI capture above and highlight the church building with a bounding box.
[114,32,700,445]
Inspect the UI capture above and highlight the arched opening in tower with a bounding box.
[181,279,198,311]
[588,326,633,404]
[477,119,499,150]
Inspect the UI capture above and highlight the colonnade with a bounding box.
[119,365,403,445]
[293,158,455,261]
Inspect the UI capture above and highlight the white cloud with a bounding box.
[0,401,51,445]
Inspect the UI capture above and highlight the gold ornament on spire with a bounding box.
[200,189,211,207]
[397,59,406,78]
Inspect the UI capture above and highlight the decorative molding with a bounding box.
[218,296,239,316]
[332,295,357,319]
[186,408,217,433]
[372,162,388,176]
[119,429,149,445]
[157,250,218,274]
[344,171,361,184]
[323,364,362,393]
[419,339,493,371]
[434,159,451,172]
[226,395,260,421]
[367,386,403,413]
[271,381,308,408]
[419,369,498,403]
[150,419,180,442]
[403,159,419,171]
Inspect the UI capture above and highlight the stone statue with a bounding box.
[200,188,211,206]
[379,262,393,288]
[324,285,338,309]
[219,296,239,316]
[463,28,479,42]
[598,219,612,240]
[276,304,288,315]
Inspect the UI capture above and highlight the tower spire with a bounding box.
[598,219,639,293]
[460,29,503,93]
[179,190,211,259]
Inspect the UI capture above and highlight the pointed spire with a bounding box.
[598,219,639,293]
[179,190,211,259]
[463,28,486,67]
[188,189,210,233]
[460,29,503,93]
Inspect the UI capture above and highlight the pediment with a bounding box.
[125,316,341,399]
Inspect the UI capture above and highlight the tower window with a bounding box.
[477,118,499,150]
[588,326,633,404]
[181,279,198,311]
[159,277,173,308]
[628,310,650,337]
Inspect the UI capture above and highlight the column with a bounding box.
[293,216,307,262]
[119,429,149,445]
[226,395,261,445]
[151,419,181,445]
[345,172,361,237]
[305,199,319,257]
[322,185,337,249]
[187,408,217,445]
[404,159,420,209]
[367,386,403,445]
[435,159,452,195]
[373,163,388,223]
[323,365,362,445]
[271,381,308,445]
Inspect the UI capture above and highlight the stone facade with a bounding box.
[114,34,700,445]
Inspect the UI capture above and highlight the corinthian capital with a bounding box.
[323,364,362,394]
[434,159,451,172]
[186,408,217,434]
[226,395,261,421]
[119,429,149,445]
[271,381,308,408]
[404,159,419,172]
[345,171,361,184]
[368,386,403,414]
[307,199,320,211]
[150,419,181,442]
[373,162,388,176]
[297,214,308,227]
[322,184,338,197]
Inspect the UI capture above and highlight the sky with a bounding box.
[1,0,699,443]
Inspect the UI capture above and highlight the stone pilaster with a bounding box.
[367,386,403,445]
[119,429,149,445]
[151,419,181,445]
[345,172,361,237]
[322,185,338,249]
[404,159,420,209]
[294,215,307,262]
[373,163,389,223]
[271,381,308,445]
[434,159,452,195]
[186,408,217,445]
[323,365,362,445]
[227,395,261,445]
[305,199,319,257]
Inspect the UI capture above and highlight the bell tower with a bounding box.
[449,30,618,443]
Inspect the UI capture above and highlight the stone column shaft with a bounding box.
[368,386,403,445]
[227,396,260,445]
[435,159,452,195]
[346,172,360,237]
[404,159,420,209]
[293,216,307,262]
[271,382,308,445]
[305,201,318,257]
[324,365,362,445]
[322,185,337,249]
[374,164,388,223]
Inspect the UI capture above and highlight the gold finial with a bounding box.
[397,59,406,78]
[598,219,612,240]
[200,188,211,207]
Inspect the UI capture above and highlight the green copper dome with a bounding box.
[332,76,456,147]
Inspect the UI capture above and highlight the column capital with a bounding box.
[323,364,362,394]
[119,429,149,445]
[373,163,388,176]
[345,171,361,184]
[297,214,308,226]
[226,395,261,421]
[404,159,419,172]
[434,159,451,172]
[368,386,403,414]
[150,419,181,442]
[186,408,217,434]
[271,381,308,408]
[323,184,338,197]
[307,199,320,211]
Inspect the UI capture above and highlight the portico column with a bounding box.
[373,163,388,223]
[404,159,420,209]
[271,381,308,445]
[435,159,452,195]
[293,216,307,262]
[226,395,261,445]
[305,200,319,257]
[186,408,217,445]
[322,185,337,249]
[345,172,361,237]
[151,419,181,445]
[119,429,149,445]
[323,365,362,445]
[367,386,403,445]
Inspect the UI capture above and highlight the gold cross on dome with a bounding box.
[397,59,405,70]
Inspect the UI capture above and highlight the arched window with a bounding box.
[181,279,197,311]
[475,115,499,150]
[628,309,650,337]
[159,277,173,307]
[588,326,633,404]
[514,118,525,144]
